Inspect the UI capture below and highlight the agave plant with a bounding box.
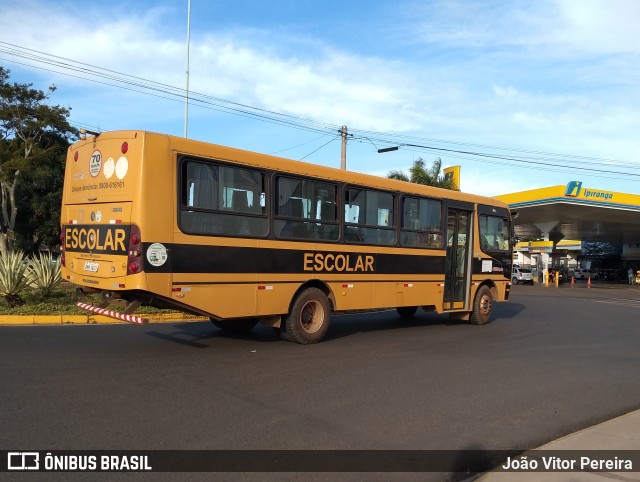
[0,250,29,307]
[25,251,62,296]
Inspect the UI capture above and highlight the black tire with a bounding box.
[470,285,493,325]
[396,306,418,318]
[211,318,258,333]
[272,326,294,342]
[511,277,518,285]
[284,288,331,344]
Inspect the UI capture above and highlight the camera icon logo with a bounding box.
[7,452,40,470]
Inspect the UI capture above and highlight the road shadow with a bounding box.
[492,300,525,321]
[144,320,280,348]
[143,301,525,348]
[323,302,525,343]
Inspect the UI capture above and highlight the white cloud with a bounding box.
[402,0,640,56]
[1,2,427,133]
[554,0,640,55]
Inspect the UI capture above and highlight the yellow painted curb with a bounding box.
[61,315,91,324]
[35,315,64,325]
[1,313,209,325]
[2,315,35,325]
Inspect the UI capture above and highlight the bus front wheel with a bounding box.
[284,288,331,344]
[470,285,493,325]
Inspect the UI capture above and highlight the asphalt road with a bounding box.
[1,284,640,480]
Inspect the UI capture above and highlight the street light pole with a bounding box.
[184,0,191,138]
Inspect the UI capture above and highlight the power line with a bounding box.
[0,42,340,137]
[400,142,640,178]
[351,132,640,171]
[351,131,640,178]
[300,138,336,160]
[350,127,634,167]
[397,145,635,181]
[2,40,639,180]
[267,133,332,155]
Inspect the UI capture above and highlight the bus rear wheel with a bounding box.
[284,288,331,344]
[211,318,258,333]
[470,285,493,325]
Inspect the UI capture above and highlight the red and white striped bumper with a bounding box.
[75,302,149,325]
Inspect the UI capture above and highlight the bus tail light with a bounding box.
[127,224,143,275]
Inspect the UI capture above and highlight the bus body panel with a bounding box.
[61,130,512,326]
[62,132,175,299]
[65,131,142,205]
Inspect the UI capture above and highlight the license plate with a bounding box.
[83,261,99,272]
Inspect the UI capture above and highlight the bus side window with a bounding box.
[179,159,267,238]
[289,198,304,218]
[185,162,219,210]
[344,188,396,245]
[287,199,309,238]
[232,190,249,211]
[400,196,443,248]
[345,203,360,224]
[275,176,338,241]
[319,201,334,221]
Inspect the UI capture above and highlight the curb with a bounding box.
[1,313,209,325]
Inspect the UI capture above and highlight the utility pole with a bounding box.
[340,125,348,170]
[184,0,191,138]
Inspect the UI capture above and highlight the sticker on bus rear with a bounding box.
[115,156,129,179]
[90,150,102,178]
[147,243,168,267]
[103,157,115,179]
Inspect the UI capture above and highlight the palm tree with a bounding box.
[387,157,455,190]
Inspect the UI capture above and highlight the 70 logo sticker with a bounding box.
[90,150,102,178]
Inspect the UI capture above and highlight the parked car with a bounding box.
[574,268,599,280]
[512,267,534,285]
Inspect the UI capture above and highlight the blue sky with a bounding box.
[1,0,640,196]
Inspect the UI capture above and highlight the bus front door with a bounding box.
[444,209,471,311]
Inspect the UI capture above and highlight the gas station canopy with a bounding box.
[496,182,640,246]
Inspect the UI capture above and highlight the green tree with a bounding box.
[387,157,455,190]
[0,66,77,254]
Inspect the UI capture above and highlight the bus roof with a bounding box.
[75,130,508,210]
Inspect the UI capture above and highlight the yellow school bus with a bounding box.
[61,130,513,343]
